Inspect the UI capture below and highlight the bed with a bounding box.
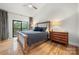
[17,21,50,54]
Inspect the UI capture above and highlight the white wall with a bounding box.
[8,12,29,39]
[34,3,79,47]
[60,13,79,46]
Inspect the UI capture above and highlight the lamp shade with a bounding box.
[51,20,62,26]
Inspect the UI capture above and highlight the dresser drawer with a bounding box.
[53,35,68,39]
[52,33,68,36]
[53,36,68,41]
[52,39,68,44]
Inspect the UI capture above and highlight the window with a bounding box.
[13,20,28,37]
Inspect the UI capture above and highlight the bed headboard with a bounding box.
[36,21,51,32]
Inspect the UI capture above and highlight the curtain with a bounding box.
[0,9,8,40]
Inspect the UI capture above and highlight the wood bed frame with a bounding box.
[17,21,51,54]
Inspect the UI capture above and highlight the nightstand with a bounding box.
[50,31,68,45]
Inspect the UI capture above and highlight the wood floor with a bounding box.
[0,39,79,55]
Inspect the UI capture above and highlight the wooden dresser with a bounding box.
[50,31,68,45]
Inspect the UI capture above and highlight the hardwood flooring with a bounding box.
[0,39,79,55]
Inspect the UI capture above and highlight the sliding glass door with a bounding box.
[22,22,28,31]
[13,20,28,37]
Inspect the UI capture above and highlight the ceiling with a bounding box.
[0,3,78,21]
[0,3,46,17]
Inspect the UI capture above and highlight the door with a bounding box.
[13,20,28,37]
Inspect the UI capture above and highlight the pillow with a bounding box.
[34,27,42,31]
[34,27,39,31]
[41,27,47,32]
[34,27,47,32]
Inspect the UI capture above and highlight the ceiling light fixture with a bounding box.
[24,4,37,10]
[28,4,33,8]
